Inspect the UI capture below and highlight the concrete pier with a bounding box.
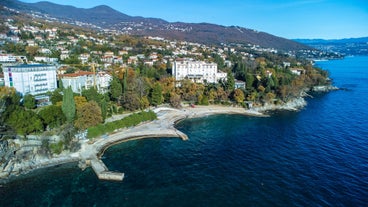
[90,159,124,181]
[80,109,190,181]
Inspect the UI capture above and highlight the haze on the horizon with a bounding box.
[21,0,368,40]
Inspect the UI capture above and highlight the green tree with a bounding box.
[62,87,76,123]
[198,94,209,105]
[150,83,163,106]
[245,73,255,89]
[1,87,21,124]
[50,89,63,105]
[109,76,122,101]
[39,105,66,129]
[226,72,235,91]
[23,94,36,109]
[82,87,100,103]
[7,109,43,136]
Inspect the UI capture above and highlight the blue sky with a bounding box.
[21,0,368,39]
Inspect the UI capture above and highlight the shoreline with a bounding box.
[0,98,307,183]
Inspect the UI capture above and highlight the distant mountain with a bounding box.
[1,0,312,51]
[295,37,368,44]
[294,37,368,56]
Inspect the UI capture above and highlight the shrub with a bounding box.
[87,110,157,139]
[50,141,64,154]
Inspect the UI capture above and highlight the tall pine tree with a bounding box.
[151,83,163,106]
[62,87,76,123]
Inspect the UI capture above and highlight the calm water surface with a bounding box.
[1,56,367,206]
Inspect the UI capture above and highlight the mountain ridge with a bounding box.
[294,37,368,55]
[2,0,312,51]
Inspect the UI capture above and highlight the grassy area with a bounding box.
[87,110,157,139]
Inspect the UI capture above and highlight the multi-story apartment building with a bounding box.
[172,59,227,84]
[3,64,57,96]
[60,71,112,94]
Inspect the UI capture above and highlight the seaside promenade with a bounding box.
[78,106,264,181]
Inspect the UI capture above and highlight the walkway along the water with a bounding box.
[78,108,189,181]
[78,106,264,181]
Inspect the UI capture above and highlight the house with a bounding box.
[127,56,138,65]
[79,53,90,64]
[34,57,58,63]
[290,68,305,76]
[235,80,246,89]
[60,50,70,60]
[283,62,291,68]
[26,40,37,46]
[0,54,17,63]
[118,50,128,55]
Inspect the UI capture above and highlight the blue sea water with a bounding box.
[1,56,368,207]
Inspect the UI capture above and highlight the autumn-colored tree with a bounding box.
[258,85,266,93]
[25,46,39,59]
[74,101,102,130]
[233,89,245,104]
[169,92,181,108]
[216,86,228,102]
[74,96,88,110]
[139,96,150,109]
[208,88,217,104]
[247,91,258,102]
[265,92,276,103]
[122,91,141,111]
[159,77,175,102]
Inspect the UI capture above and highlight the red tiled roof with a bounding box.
[59,71,94,78]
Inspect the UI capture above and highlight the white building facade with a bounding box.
[60,71,112,94]
[173,59,227,84]
[3,64,57,96]
[0,54,17,63]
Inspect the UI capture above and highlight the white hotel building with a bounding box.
[3,64,57,96]
[173,59,227,84]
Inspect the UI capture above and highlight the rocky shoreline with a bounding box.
[0,88,333,183]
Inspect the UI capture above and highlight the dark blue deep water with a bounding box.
[1,56,368,207]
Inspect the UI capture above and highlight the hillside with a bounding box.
[1,0,311,51]
[294,37,368,56]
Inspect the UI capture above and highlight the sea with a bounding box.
[1,56,367,207]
